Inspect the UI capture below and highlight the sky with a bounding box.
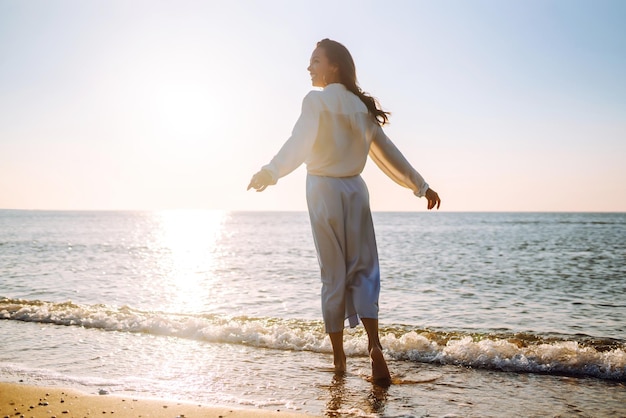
[0,0,624,212]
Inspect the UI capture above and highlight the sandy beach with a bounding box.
[0,383,316,418]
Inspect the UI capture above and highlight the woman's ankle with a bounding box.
[333,352,346,372]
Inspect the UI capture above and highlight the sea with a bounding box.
[0,210,624,417]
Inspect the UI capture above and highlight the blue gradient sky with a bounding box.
[1,0,624,211]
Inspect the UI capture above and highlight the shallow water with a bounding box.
[1,210,625,416]
[2,319,624,417]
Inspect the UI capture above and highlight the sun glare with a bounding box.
[150,83,213,138]
[154,209,228,313]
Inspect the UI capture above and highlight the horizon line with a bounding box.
[1,208,625,214]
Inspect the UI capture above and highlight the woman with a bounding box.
[248,39,441,385]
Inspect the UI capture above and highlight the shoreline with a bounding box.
[0,382,317,418]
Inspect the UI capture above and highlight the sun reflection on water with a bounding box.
[153,209,229,314]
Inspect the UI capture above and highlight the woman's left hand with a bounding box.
[247,170,273,192]
[425,188,441,210]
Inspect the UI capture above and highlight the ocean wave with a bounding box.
[1,297,624,381]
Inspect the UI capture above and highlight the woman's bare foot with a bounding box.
[334,353,347,373]
[369,346,391,386]
[329,332,346,373]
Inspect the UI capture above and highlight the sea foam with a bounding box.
[1,297,624,381]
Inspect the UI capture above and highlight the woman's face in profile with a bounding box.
[307,47,336,88]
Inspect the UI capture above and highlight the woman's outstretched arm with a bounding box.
[248,92,321,192]
[369,125,441,209]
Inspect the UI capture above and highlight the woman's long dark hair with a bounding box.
[317,38,390,126]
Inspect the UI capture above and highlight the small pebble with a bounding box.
[62,411,69,414]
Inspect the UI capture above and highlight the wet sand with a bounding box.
[0,383,316,418]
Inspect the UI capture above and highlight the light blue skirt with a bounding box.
[306,174,380,333]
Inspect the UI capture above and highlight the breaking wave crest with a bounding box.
[2,297,624,381]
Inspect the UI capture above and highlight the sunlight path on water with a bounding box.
[152,210,228,314]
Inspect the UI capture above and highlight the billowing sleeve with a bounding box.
[261,92,321,184]
[369,125,429,197]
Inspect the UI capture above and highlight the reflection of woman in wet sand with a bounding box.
[326,373,389,415]
[248,38,441,385]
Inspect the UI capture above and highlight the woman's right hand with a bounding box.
[247,169,273,192]
[425,188,441,210]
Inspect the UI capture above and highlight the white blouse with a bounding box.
[262,83,429,197]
